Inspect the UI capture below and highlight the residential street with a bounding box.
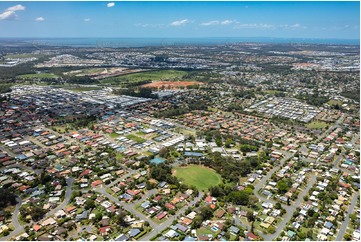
[270,174,318,240]
[2,196,23,241]
[140,192,204,241]
[45,177,74,218]
[254,151,294,205]
[336,192,359,241]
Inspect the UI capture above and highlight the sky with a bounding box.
[0,1,359,39]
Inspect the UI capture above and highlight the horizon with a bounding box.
[0,1,359,39]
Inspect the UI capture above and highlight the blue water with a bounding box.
[3,37,359,47]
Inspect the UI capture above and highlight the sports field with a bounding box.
[305,121,328,129]
[173,165,222,191]
[17,73,59,79]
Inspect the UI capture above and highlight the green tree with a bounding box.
[247,211,256,233]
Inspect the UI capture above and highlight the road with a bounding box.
[270,174,318,240]
[95,184,204,241]
[45,177,74,217]
[254,151,294,205]
[95,187,158,228]
[1,196,23,241]
[336,192,359,241]
[233,215,271,241]
[140,192,204,241]
[314,114,344,144]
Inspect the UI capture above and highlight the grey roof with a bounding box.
[129,228,141,237]
[115,234,129,241]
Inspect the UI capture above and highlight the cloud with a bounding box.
[0,11,16,20]
[84,18,91,22]
[35,17,45,22]
[170,19,189,26]
[221,20,233,25]
[201,20,235,26]
[135,23,165,28]
[234,23,275,29]
[281,23,307,30]
[0,4,25,21]
[107,2,115,8]
[6,4,25,11]
[200,20,220,26]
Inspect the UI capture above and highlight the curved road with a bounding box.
[1,177,74,241]
[1,196,23,241]
[45,177,74,217]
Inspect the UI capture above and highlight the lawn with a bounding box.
[100,70,188,85]
[197,226,218,237]
[17,73,59,79]
[305,121,328,129]
[173,165,222,191]
[110,132,120,138]
[263,89,284,95]
[126,134,146,143]
[327,99,343,106]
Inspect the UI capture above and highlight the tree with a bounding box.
[225,138,233,148]
[267,226,276,234]
[227,191,249,205]
[116,210,128,227]
[246,211,256,233]
[344,233,352,241]
[85,199,95,210]
[275,202,282,209]
[277,180,290,194]
[224,231,231,240]
[307,230,313,239]
[200,206,213,220]
[0,188,17,209]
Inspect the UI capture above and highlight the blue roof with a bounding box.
[184,236,196,241]
[16,155,27,160]
[184,152,203,157]
[150,157,165,164]
[325,221,333,228]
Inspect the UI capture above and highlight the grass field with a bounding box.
[110,132,120,138]
[6,53,42,59]
[327,99,343,106]
[17,73,59,79]
[306,121,328,129]
[126,134,146,143]
[263,90,284,95]
[173,165,222,191]
[100,70,188,85]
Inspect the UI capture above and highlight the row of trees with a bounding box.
[113,87,158,99]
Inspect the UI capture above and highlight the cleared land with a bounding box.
[173,165,222,191]
[142,81,201,89]
[5,53,43,59]
[17,73,59,79]
[64,67,146,80]
[100,70,188,85]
